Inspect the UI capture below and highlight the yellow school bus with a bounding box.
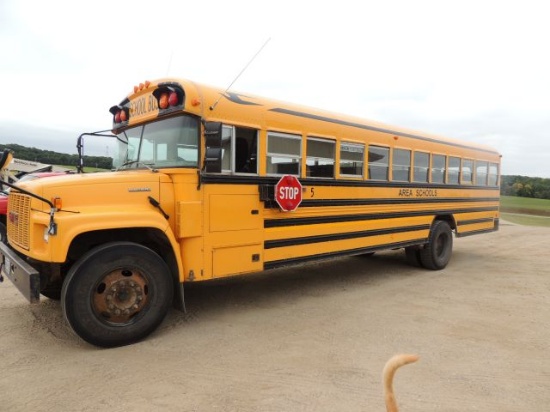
[0,78,500,347]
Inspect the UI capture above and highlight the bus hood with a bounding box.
[16,170,172,213]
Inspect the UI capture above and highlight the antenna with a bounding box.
[166,49,174,77]
[209,37,271,111]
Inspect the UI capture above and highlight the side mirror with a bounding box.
[0,149,14,171]
[203,121,222,173]
[0,149,14,189]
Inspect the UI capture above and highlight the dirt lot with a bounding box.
[0,222,549,411]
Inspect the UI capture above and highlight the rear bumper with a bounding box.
[0,242,40,303]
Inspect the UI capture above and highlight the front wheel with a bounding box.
[61,242,174,347]
[419,220,453,270]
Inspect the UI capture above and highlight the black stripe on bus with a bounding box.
[200,173,500,191]
[263,239,427,270]
[293,197,499,208]
[264,224,430,249]
[269,107,500,155]
[456,226,499,238]
[457,218,495,226]
[264,207,499,228]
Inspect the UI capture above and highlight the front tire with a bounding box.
[419,220,453,270]
[61,242,173,347]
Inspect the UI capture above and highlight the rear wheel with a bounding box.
[419,220,453,270]
[61,242,173,347]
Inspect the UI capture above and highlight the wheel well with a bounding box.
[432,214,457,232]
[67,228,180,287]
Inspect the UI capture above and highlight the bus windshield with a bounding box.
[115,115,200,170]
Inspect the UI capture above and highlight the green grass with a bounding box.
[501,195,550,214]
[500,195,550,227]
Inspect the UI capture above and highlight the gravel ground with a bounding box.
[0,222,548,411]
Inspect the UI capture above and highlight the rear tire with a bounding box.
[419,220,453,270]
[61,242,173,347]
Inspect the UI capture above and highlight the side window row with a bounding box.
[368,146,499,186]
[223,128,499,187]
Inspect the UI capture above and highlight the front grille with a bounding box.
[7,193,31,250]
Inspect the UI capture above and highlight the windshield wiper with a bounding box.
[118,161,157,172]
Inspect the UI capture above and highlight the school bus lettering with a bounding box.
[127,94,159,121]
[148,94,159,111]
[0,77,500,348]
[398,189,439,198]
[416,189,438,197]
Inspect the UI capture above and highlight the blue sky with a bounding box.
[1,0,549,177]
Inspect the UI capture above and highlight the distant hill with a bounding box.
[0,143,112,170]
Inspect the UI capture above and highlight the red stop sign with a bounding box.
[275,175,302,211]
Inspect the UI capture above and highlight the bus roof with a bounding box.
[115,77,500,157]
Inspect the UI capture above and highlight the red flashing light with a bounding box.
[168,91,179,106]
[158,91,179,109]
[112,108,128,124]
[153,86,183,111]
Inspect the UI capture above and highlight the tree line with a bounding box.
[0,143,113,170]
[500,175,550,200]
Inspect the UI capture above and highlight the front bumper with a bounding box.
[0,242,40,303]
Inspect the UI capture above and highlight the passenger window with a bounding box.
[488,163,499,186]
[235,128,258,173]
[413,152,429,183]
[462,159,474,184]
[220,125,258,174]
[306,137,335,178]
[431,154,446,184]
[267,132,301,175]
[475,161,488,186]
[448,156,461,184]
[221,126,233,172]
[392,149,411,182]
[368,146,389,180]
[340,142,364,178]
